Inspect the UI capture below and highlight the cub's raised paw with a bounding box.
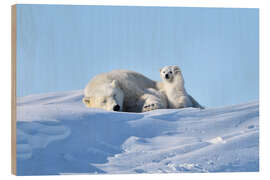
[142,103,160,112]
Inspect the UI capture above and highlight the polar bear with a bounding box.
[159,65,204,109]
[82,70,168,112]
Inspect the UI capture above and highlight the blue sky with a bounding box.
[16,5,259,107]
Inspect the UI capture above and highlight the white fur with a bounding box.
[159,66,203,109]
[83,70,167,112]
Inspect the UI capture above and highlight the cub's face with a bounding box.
[160,66,181,83]
[83,80,124,111]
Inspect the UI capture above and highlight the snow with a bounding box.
[16,90,259,175]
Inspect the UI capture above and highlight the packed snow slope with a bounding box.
[16,90,259,175]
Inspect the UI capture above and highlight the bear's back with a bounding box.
[90,70,156,89]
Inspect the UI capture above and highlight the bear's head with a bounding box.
[82,80,124,111]
[159,65,183,83]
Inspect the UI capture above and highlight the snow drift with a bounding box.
[16,90,259,175]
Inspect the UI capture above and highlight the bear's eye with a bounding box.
[163,72,165,74]
[169,71,172,74]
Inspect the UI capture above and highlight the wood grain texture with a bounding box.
[11,4,17,175]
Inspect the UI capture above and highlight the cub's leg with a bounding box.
[172,95,192,109]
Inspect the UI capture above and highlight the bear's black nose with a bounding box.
[165,74,169,79]
[113,104,120,111]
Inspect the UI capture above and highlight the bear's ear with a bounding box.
[172,66,181,74]
[82,97,90,105]
[159,69,162,73]
[111,80,119,88]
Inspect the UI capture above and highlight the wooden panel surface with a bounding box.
[11,4,17,175]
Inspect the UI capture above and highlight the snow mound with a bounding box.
[16,90,259,175]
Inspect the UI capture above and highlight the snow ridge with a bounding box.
[16,90,259,175]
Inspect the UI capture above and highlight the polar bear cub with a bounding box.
[159,65,204,109]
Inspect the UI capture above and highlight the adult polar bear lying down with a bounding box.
[83,70,168,112]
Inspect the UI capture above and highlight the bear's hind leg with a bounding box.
[140,88,168,112]
[142,102,164,112]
